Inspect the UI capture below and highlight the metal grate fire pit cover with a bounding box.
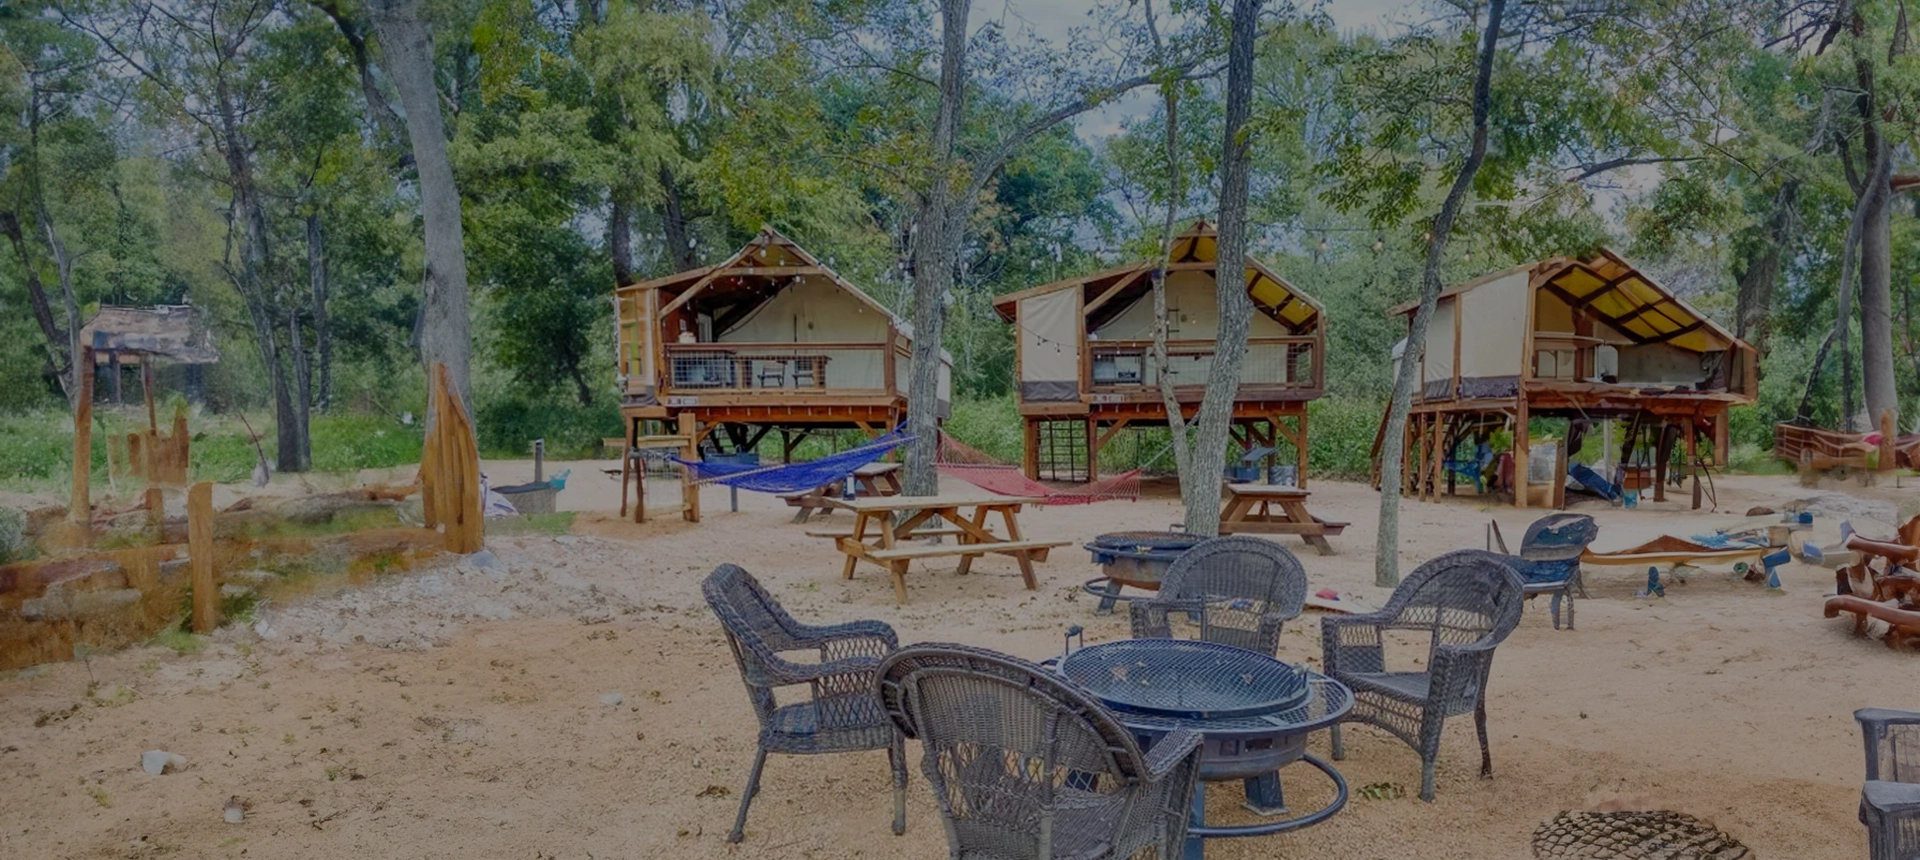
[1060,640,1310,720]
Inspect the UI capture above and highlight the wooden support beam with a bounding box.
[69,346,93,536]
[188,481,217,634]
[1684,416,1700,509]
[1552,426,1569,510]
[1646,321,1705,344]
[1295,411,1309,489]
[1094,417,1131,453]
[1023,419,1041,481]
[678,413,701,523]
[1082,272,1144,318]
[1653,422,1674,503]
[1085,417,1100,480]
[1513,400,1531,509]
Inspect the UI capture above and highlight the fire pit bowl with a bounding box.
[1082,531,1206,614]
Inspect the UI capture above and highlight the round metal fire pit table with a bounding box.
[1081,531,1206,614]
[1060,640,1351,860]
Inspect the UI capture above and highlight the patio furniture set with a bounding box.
[704,538,1530,857]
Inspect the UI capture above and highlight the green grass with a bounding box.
[486,511,576,536]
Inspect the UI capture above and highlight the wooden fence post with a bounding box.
[69,347,94,535]
[188,482,217,634]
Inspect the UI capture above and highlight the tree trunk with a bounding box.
[1175,0,1264,537]
[1374,0,1505,587]
[288,300,314,469]
[307,213,333,412]
[0,210,70,400]
[1858,75,1897,432]
[1151,53,1193,495]
[1733,180,1798,354]
[1796,127,1890,428]
[35,202,85,413]
[901,0,971,497]
[371,0,475,416]
[610,198,635,285]
[659,165,697,272]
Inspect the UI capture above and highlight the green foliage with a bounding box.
[0,506,27,564]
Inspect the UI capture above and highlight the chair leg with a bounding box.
[1549,591,1563,630]
[1565,585,1575,630]
[729,747,769,843]
[1330,723,1345,761]
[890,739,907,836]
[1420,758,1437,803]
[1475,700,1493,779]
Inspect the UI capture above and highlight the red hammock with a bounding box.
[936,434,1139,504]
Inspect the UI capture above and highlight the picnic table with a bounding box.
[781,462,903,524]
[813,492,1069,603]
[1216,484,1347,556]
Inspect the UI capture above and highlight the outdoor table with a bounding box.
[1058,639,1352,860]
[820,492,1069,603]
[1217,484,1347,555]
[783,462,903,524]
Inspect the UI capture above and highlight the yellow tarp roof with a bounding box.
[993,221,1323,332]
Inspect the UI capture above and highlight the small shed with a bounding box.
[613,227,950,458]
[1376,250,1758,509]
[77,305,218,404]
[991,222,1326,482]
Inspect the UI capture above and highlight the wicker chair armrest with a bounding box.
[761,653,884,688]
[1866,781,1920,817]
[1128,598,1199,640]
[788,619,899,650]
[1319,614,1385,675]
[1859,708,1920,729]
[1142,729,1204,782]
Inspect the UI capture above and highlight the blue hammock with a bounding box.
[672,433,911,495]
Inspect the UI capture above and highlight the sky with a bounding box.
[993,0,1415,140]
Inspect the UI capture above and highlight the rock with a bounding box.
[1745,506,1775,517]
[23,589,142,621]
[141,751,187,775]
[223,797,246,824]
[219,583,253,598]
[599,692,624,707]
[464,550,508,579]
[554,536,581,545]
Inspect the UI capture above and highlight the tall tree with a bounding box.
[898,0,1185,495]
[1369,0,1505,586]
[367,0,474,415]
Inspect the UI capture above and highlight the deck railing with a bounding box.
[661,342,901,397]
[1086,336,1320,397]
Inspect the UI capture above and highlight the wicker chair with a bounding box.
[1858,707,1920,860]
[1129,536,1308,654]
[702,564,906,843]
[877,643,1204,860]
[1321,550,1526,801]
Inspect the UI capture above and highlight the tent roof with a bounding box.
[618,226,910,339]
[1390,250,1747,354]
[990,221,1324,334]
[78,305,218,364]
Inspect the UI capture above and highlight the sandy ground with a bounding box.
[2,462,1915,859]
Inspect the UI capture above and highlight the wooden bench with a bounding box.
[803,526,972,540]
[850,539,1069,564]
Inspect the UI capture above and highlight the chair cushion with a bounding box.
[1341,671,1431,702]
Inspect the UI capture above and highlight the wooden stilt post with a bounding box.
[1654,422,1673,503]
[678,412,701,523]
[1552,423,1570,510]
[1513,400,1530,509]
[1685,416,1701,509]
[1022,419,1040,480]
[1712,410,1730,468]
[1295,409,1309,489]
[69,346,94,542]
[1085,416,1100,482]
[188,481,217,634]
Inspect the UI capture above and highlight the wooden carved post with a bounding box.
[188,481,217,634]
[1653,423,1673,503]
[677,412,701,523]
[424,364,484,553]
[1881,409,1897,473]
[1684,416,1701,510]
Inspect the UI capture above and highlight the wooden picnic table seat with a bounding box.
[857,539,1069,563]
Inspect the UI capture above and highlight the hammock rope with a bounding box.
[935,433,1139,504]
